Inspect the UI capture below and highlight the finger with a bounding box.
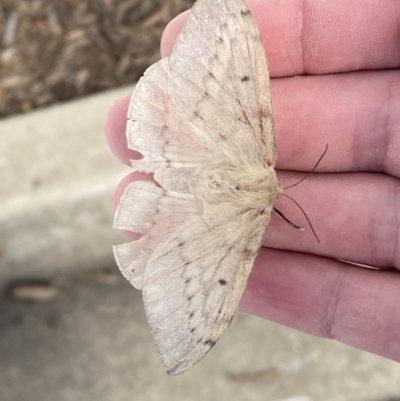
[273,70,400,177]
[113,172,153,211]
[113,172,155,241]
[106,69,400,177]
[161,0,400,75]
[241,248,400,362]
[267,171,400,270]
[109,1,400,171]
[105,92,139,166]
[160,11,188,58]
[113,166,400,270]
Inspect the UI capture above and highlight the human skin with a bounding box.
[105,0,400,361]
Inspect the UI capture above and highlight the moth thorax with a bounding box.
[236,163,278,188]
[198,164,279,207]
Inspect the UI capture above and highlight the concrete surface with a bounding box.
[1,89,400,400]
[0,87,132,284]
[1,268,400,401]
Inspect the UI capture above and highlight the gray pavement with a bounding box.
[0,87,131,284]
[1,268,400,401]
[1,89,400,400]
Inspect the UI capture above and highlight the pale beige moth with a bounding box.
[113,0,281,375]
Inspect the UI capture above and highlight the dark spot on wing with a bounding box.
[193,111,204,120]
[184,278,191,284]
[243,248,256,261]
[204,339,216,348]
[218,36,224,44]
[263,107,272,120]
[204,91,209,97]
[208,71,216,79]
[241,9,251,17]
[219,279,227,285]
[178,241,184,247]
[187,295,193,301]
[191,328,196,333]
[189,312,194,319]
[241,75,250,82]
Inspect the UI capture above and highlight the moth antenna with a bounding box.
[279,193,320,243]
[283,144,328,190]
[273,207,304,231]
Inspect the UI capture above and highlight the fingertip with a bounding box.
[105,92,140,166]
[113,172,154,211]
[114,172,155,241]
[160,11,189,58]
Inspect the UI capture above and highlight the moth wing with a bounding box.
[114,0,277,376]
[113,181,201,290]
[126,57,209,176]
[168,0,275,167]
[114,181,270,375]
[142,213,269,375]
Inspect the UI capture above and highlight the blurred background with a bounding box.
[1,1,400,400]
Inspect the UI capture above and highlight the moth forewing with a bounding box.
[113,0,278,375]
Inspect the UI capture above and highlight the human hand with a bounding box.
[105,0,400,362]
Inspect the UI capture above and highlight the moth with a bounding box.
[114,0,280,375]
